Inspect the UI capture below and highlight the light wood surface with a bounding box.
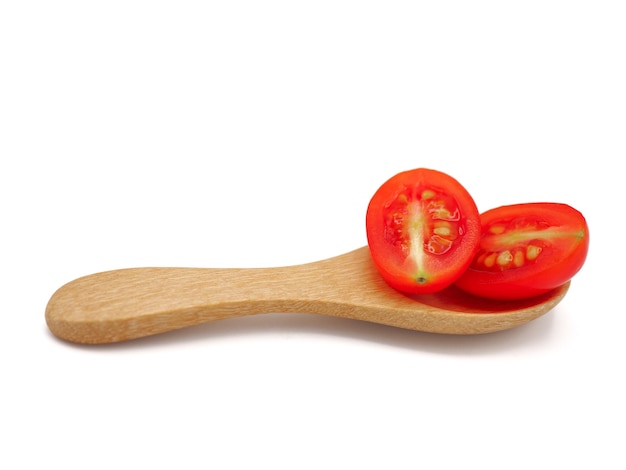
[45,246,569,344]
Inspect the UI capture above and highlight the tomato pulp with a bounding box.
[454,203,589,300]
[366,168,481,294]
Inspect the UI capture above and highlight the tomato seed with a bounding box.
[496,250,513,267]
[526,245,542,260]
[421,190,436,200]
[433,226,452,237]
[489,225,506,234]
[484,253,497,268]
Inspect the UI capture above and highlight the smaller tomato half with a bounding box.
[366,168,481,294]
[454,203,589,300]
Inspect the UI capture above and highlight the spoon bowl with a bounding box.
[46,247,569,344]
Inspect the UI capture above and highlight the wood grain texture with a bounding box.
[45,247,569,344]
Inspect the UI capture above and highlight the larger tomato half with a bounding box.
[454,203,589,300]
[366,168,481,294]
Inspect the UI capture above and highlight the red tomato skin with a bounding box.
[366,168,481,294]
[454,203,589,300]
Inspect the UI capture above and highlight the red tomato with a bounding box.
[454,203,589,300]
[366,168,481,294]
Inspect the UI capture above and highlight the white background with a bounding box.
[2,1,624,469]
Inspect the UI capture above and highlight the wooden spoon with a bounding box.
[45,246,569,344]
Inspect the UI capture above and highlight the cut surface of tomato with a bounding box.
[366,168,481,294]
[454,203,589,300]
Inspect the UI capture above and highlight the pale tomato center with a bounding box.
[473,217,584,273]
[384,186,465,280]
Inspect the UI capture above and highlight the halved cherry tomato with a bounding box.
[454,203,589,300]
[366,168,481,294]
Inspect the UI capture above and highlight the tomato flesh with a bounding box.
[454,203,589,300]
[366,168,481,294]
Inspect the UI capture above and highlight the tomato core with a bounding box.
[471,217,579,273]
[385,188,464,271]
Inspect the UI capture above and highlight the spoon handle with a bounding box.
[45,251,362,344]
